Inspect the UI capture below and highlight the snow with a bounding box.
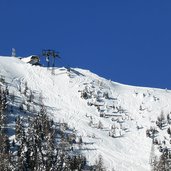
[1,56,171,171]
[20,56,33,63]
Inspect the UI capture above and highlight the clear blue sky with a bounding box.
[0,0,171,89]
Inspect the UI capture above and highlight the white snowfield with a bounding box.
[20,56,33,63]
[0,56,171,171]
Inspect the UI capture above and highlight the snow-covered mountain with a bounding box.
[1,56,171,171]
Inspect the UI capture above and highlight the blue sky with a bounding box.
[0,0,171,89]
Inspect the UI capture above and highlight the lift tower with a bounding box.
[42,49,60,68]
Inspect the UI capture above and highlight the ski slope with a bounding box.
[1,56,171,171]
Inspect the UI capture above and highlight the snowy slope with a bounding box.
[1,56,171,171]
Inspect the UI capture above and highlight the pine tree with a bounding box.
[98,120,103,129]
[95,154,106,171]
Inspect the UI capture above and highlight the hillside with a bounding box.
[0,56,171,171]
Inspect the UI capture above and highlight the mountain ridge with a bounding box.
[0,56,171,171]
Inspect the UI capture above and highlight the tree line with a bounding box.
[0,78,107,171]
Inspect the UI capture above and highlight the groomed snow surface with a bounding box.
[1,56,171,171]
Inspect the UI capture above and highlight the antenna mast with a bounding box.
[12,48,16,57]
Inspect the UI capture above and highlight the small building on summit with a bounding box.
[20,55,40,65]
